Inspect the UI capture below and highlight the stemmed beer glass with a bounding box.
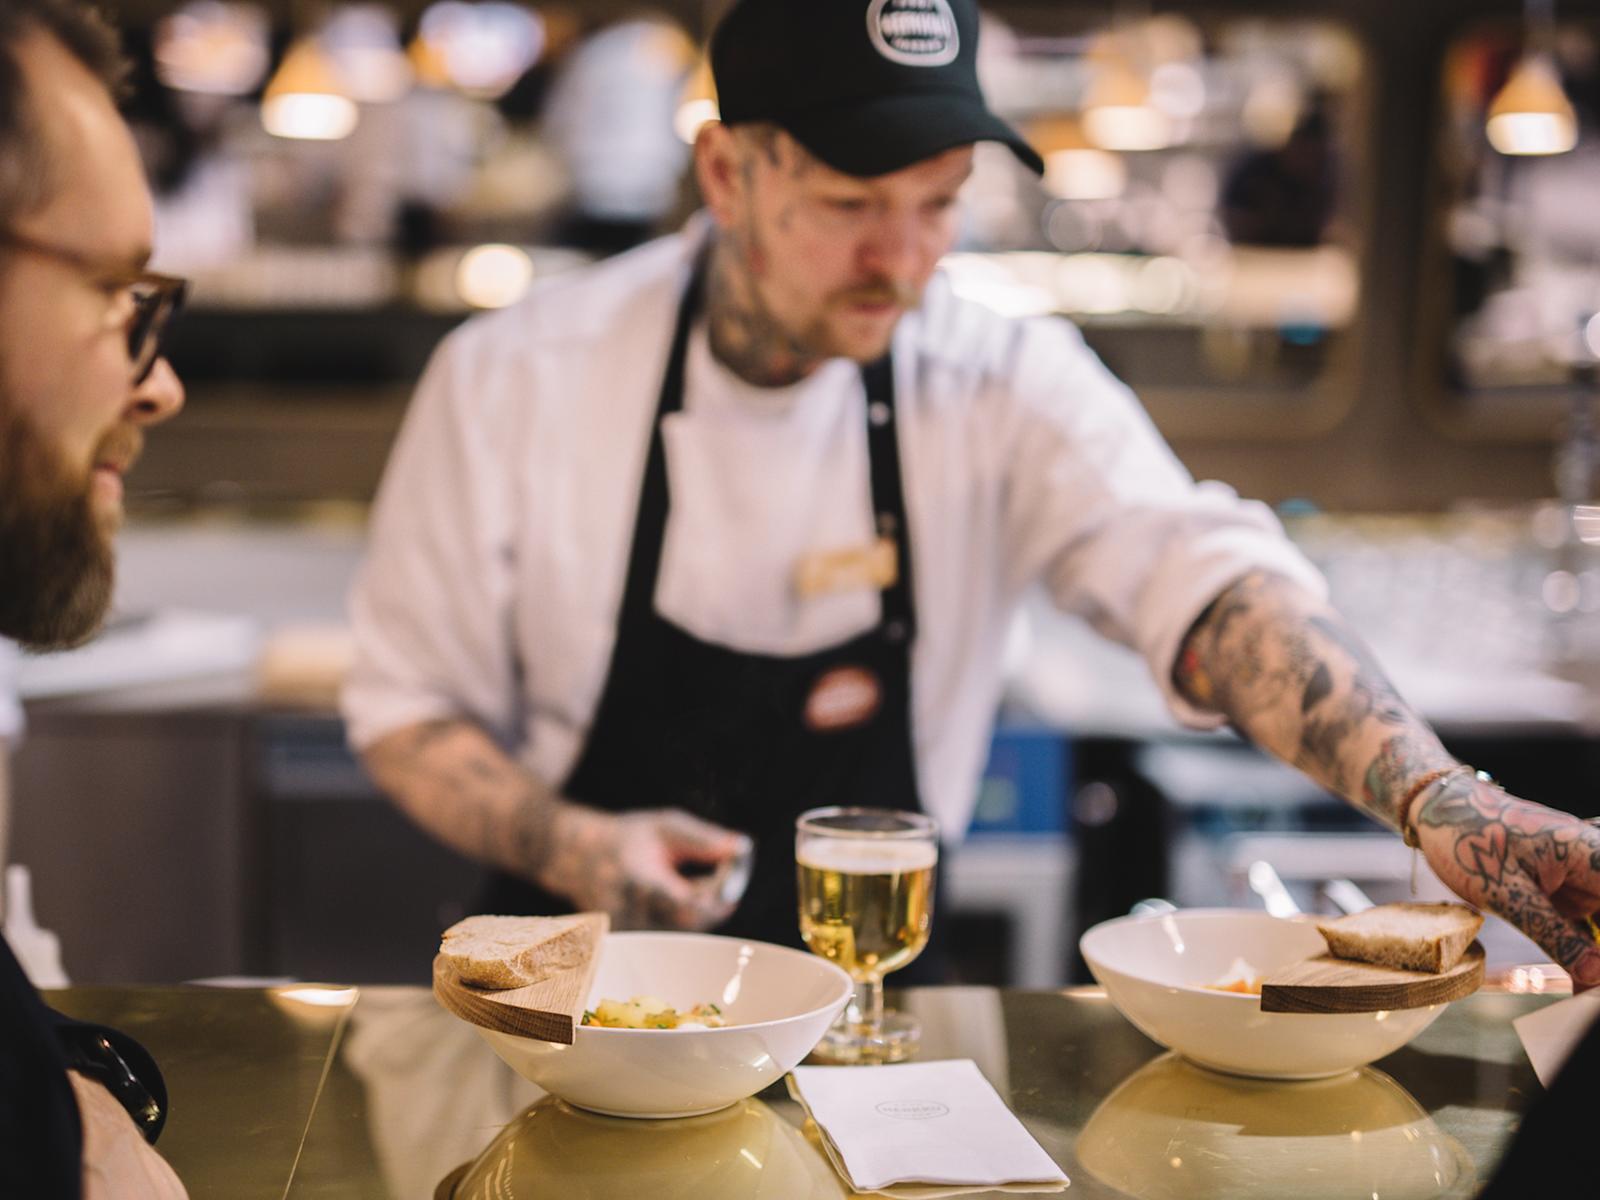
[796,807,938,1064]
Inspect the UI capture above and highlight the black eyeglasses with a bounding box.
[0,229,187,385]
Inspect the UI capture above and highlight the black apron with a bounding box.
[477,261,947,980]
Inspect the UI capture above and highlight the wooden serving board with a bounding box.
[431,912,608,1044]
[1259,940,1485,1014]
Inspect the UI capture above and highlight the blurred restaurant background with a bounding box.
[8,0,1600,991]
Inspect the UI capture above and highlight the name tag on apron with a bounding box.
[795,537,898,599]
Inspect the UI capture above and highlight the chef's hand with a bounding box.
[70,1071,188,1200]
[1414,775,1600,991]
[540,804,752,931]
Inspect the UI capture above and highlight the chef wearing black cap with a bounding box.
[344,0,1600,990]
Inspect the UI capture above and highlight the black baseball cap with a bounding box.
[710,0,1044,178]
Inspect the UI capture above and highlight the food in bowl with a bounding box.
[462,931,852,1117]
[1079,908,1452,1079]
[1205,978,1263,995]
[582,996,727,1029]
[1203,959,1265,995]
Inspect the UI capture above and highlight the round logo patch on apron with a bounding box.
[804,666,884,732]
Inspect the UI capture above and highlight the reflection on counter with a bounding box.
[1077,1053,1474,1200]
[325,983,1025,1200]
[340,988,546,1200]
[343,998,852,1200]
[440,1096,848,1200]
[45,984,360,1198]
[46,984,1545,1197]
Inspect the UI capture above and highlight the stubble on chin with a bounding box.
[799,301,905,365]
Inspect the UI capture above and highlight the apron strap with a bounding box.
[861,354,916,644]
[615,262,705,635]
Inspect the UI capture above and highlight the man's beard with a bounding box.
[0,400,114,650]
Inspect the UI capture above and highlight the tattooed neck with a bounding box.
[704,234,820,388]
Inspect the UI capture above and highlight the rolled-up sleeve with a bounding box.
[342,326,522,751]
[998,319,1326,729]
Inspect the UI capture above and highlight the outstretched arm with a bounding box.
[361,718,748,931]
[1175,571,1600,989]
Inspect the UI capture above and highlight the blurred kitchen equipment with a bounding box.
[1323,877,1376,915]
[1247,859,1300,916]
[3,865,67,988]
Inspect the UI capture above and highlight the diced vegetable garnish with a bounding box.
[580,995,729,1029]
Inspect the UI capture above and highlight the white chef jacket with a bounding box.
[343,222,1326,839]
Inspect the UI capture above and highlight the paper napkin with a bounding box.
[788,1060,1068,1196]
[1513,992,1600,1087]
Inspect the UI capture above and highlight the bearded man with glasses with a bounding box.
[0,105,185,647]
[0,1,187,1196]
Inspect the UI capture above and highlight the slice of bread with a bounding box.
[439,914,597,990]
[1314,902,1484,973]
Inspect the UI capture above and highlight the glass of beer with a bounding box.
[796,806,938,1064]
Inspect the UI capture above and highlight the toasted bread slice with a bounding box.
[1314,902,1484,973]
[439,914,597,990]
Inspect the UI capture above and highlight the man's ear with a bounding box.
[694,121,744,229]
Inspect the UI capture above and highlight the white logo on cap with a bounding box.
[867,0,959,67]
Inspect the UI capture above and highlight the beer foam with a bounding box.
[797,837,938,874]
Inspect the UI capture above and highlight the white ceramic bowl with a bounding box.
[469,931,852,1118]
[1079,908,1449,1079]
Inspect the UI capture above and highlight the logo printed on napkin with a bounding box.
[877,1100,950,1120]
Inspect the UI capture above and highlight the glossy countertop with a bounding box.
[46,984,1559,1199]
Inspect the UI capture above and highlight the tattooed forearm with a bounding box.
[1305,615,1411,726]
[1362,734,1448,819]
[361,718,562,883]
[1175,572,1456,828]
[1176,577,1600,986]
[361,719,740,929]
